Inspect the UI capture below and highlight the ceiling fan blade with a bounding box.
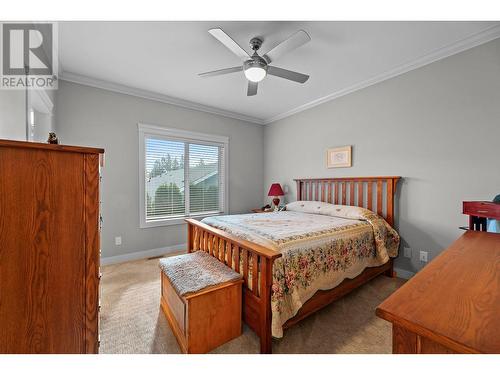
[263,30,311,64]
[208,28,251,61]
[267,66,309,83]
[198,66,243,78]
[247,81,258,96]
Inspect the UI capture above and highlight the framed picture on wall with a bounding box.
[326,146,352,168]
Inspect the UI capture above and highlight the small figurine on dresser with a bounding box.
[47,132,59,144]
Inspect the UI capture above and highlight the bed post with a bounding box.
[296,180,302,201]
[259,258,273,354]
[187,221,194,252]
[384,259,396,278]
[384,178,399,278]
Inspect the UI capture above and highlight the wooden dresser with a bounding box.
[0,139,104,354]
[376,231,500,354]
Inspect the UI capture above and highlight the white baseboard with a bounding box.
[394,267,415,280]
[101,243,187,266]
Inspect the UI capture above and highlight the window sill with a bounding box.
[140,212,225,228]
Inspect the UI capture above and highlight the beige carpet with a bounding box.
[100,255,404,354]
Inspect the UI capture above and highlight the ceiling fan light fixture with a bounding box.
[244,66,266,82]
[244,58,268,82]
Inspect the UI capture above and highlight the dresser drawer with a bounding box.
[463,201,500,219]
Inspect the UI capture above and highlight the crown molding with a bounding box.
[60,24,500,126]
[59,71,265,125]
[262,24,500,124]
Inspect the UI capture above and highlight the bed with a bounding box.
[185,176,401,353]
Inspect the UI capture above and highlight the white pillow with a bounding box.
[286,200,373,220]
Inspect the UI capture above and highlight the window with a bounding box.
[139,124,228,227]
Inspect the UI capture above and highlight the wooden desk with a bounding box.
[376,231,500,354]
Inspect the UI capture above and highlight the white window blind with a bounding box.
[145,138,186,218]
[188,143,223,214]
[139,124,228,227]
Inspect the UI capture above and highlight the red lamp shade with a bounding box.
[268,183,284,197]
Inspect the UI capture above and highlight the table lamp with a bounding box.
[268,183,284,209]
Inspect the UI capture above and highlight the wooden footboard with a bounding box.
[186,218,281,353]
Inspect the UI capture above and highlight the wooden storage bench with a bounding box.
[159,251,243,353]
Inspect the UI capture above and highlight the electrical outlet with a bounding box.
[419,251,428,262]
[403,247,412,258]
[115,236,122,246]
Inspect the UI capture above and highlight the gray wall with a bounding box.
[32,110,53,142]
[0,90,26,140]
[264,39,500,275]
[55,81,264,258]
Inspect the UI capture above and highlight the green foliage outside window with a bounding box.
[147,182,219,217]
[150,183,184,216]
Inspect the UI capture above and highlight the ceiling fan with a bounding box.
[198,28,311,96]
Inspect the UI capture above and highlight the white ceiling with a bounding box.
[58,21,500,124]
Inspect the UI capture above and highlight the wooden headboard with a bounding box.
[294,176,401,226]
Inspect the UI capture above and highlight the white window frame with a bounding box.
[138,123,229,228]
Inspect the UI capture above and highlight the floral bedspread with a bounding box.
[201,209,399,338]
